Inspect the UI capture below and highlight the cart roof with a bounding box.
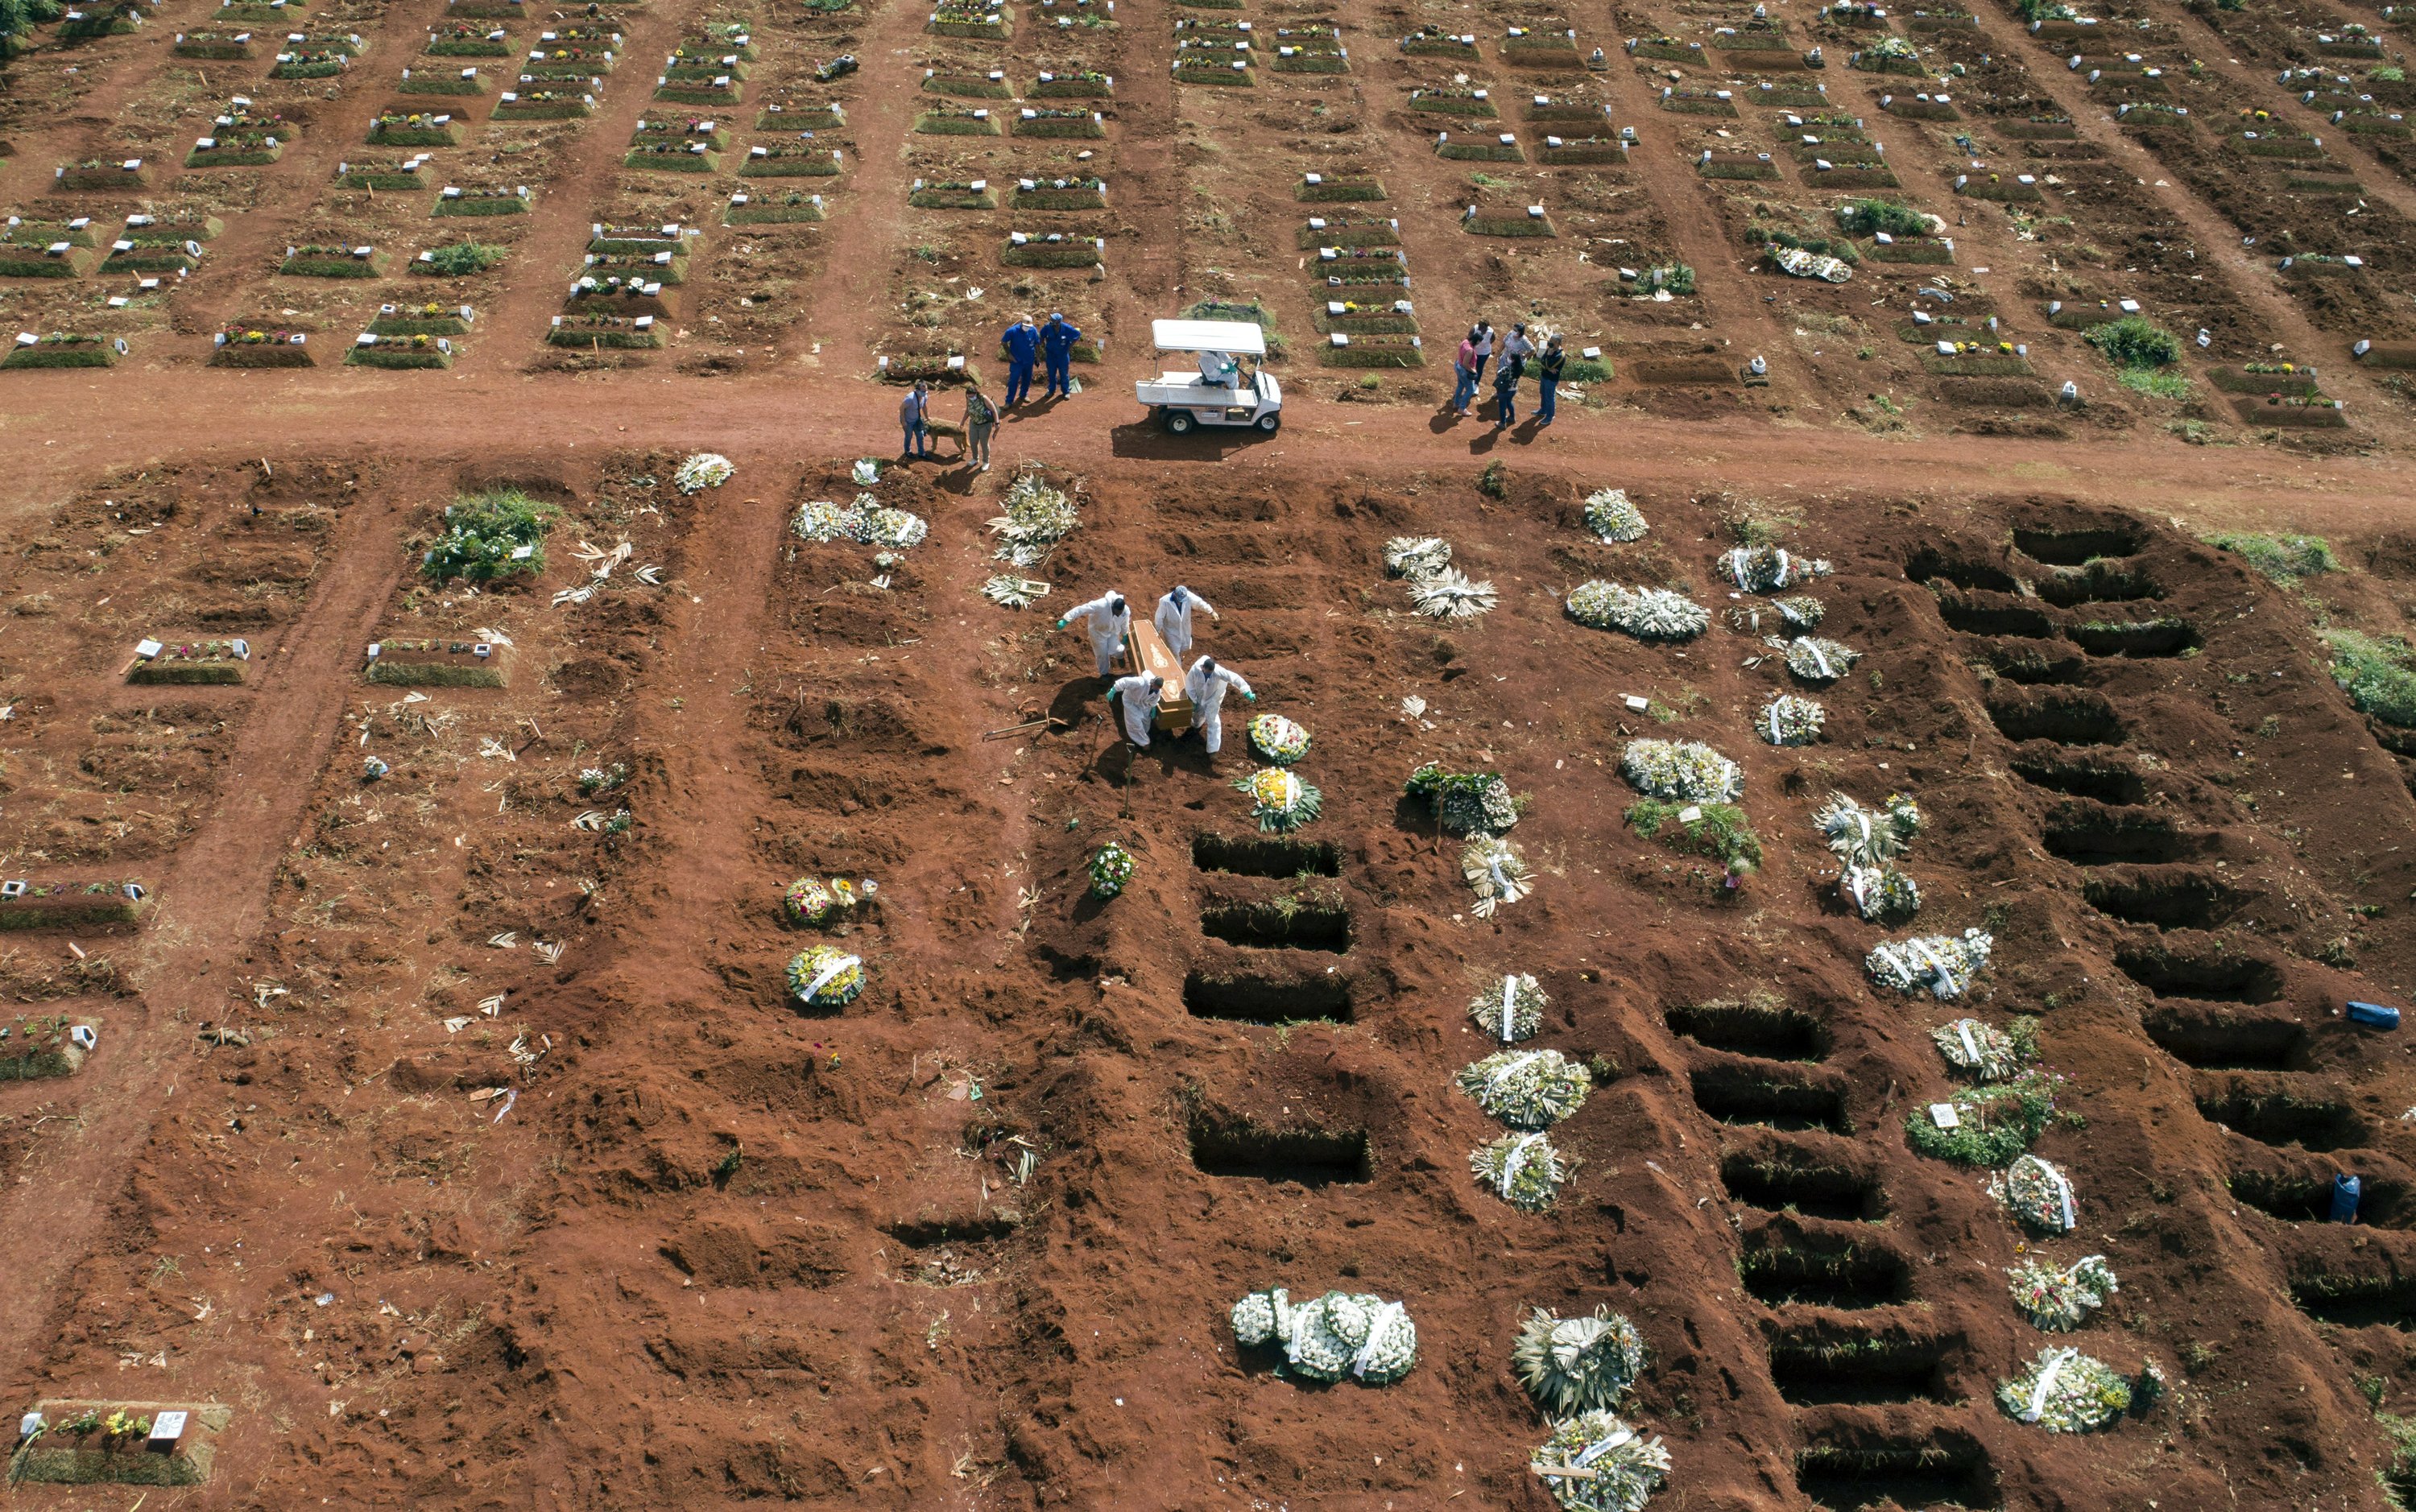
[1152,318,1267,357]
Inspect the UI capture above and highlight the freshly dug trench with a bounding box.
[1721,1146,1889,1221]
[1905,545,2017,593]
[1188,1117,1372,1186]
[2232,1166,2408,1225]
[1974,637,2084,685]
[2289,1271,2416,1329]
[1189,833,1342,878]
[2013,519,2147,564]
[1691,1065,1851,1134]
[1767,1328,1962,1405]
[1986,689,2124,746]
[2041,801,2191,865]
[2034,562,2162,606]
[1795,1435,2001,1510]
[2068,618,2202,657]
[2195,1076,2365,1153]
[1181,969,1355,1024]
[2116,944,2286,1004]
[2082,866,2240,929]
[1198,893,1351,952]
[2009,752,2147,804]
[1739,1237,1913,1308]
[2143,1007,2305,1070]
[1666,999,1831,1060]
[1938,595,2058,639]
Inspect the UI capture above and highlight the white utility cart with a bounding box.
[1136,317,1282,436]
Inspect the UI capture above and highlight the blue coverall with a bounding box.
[1041,319,1082,398]
[1001,321,1040,407]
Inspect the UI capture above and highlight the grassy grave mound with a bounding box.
[173,30,254,57]
[726,191,824,224]
[335,159,433,190]
[432,185,530,216]
[1323,335,1424,368]
[739,143,841,176]
[922,71,1010,98]
[10,1403,227,1487]
[1002,234,1102,269]
[1031,69,1113,97]
[370,302,474,336]
[415,241,507,276]
[1626,799,1764,872]
[548,312,661,348]
[186,132,286,168]
[1013,107,1106,137]
[1299,175,1386,202]
[1438,136,1524,161]
[1016,177,1107,209]
[1699,151,1777,180]
[369,112,462,145]
[916,106,1001,134]
[56,159,153,190]
[1541,136,1624,163]
[346,333,457,368]
[908,180,996,209]
[0,1014,89,1080]
[1465,208,1555,236]
[492,91,591,119]
[758,101,843,128]
[0,226,97,278]
[280,243,383,277]
[1409,86,1498,117]
[420,486,556,584]
[395,65,488,93]
[0,882,148,929]
[4,333,119,368]
[427,23,511,54]
[210,325,314,366]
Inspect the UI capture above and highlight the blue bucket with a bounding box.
[2332,1173,2363,1225]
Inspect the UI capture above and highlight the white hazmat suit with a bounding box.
[1059,592,1131,678]
[1108,673,1163,747]
[1184,657,1255,754]
[1153,585,1218,660]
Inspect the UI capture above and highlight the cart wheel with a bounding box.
[1164,409,1197,436]
[1253,411,1281,435]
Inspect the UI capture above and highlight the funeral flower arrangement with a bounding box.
[785,944,864,1006]
[1757,694,1825,746]
[784,875,873,927]
[1815,791,1923,919]
[1471,1130,1573,1210]
[1996,1347,2150,1433]
[1719,544,1831,593]
[1469,973,1547,1042]
[1456,1048,1591,1127]
[1462,835,1533,917]
[1866,927,1992,998]
[1086,841,1134,899]
[1529,1411,1671,1511]
[1582,486,1649,543]
[1996,1152,2079,1232]
[1385,536,1494,620]
[1782,636,1859,684]
[1405,761,1519,834]
[1248,713,1312,765]
[672,452,734,494]
[1230,1287,1419,1385]
[989,469,1079,565]
[1620,739,1743,803]
[793,493,929,547]
[2008,1254,2117,1332]
[1237,766,1323,832]
[1931,1015,2034,1080]
[1566,580,1710,641]
[1514,1306,1648,1415]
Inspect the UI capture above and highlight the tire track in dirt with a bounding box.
[1610,89,1818,410]
[0,480,407,1399]
[807,0,954,374]
[1962,1,2395,396]
[469,0,738,367]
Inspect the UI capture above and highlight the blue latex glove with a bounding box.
[1055,618,1069,629]
[1245,692,1257,700]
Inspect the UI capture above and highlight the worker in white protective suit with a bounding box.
[1057,591,1130,678]
[1184,655,1256,754]
[1152,585,1218,661]
[1107,673,1164,747]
